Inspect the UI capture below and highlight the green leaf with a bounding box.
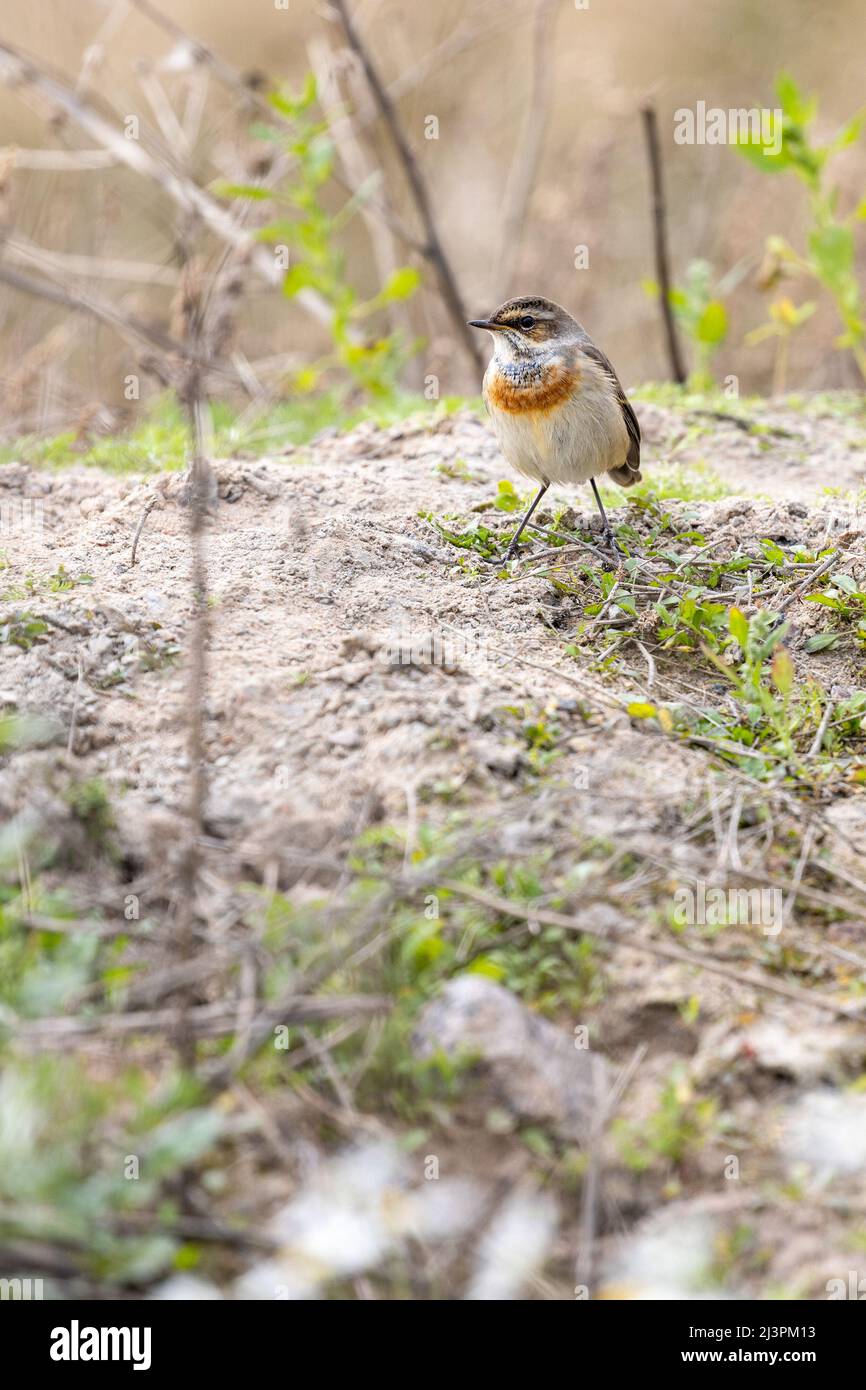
[627,702,658,719]
[212,182,270,201]
[808,223,854,291]
[466,956,507,981]
[380,266,421,301]
[733,111,791,174]
[829,111,864,153]
[282,263,319,297]
[760,539,786,564]
[696,300,728,346]
[804,592,845,609]
[268,74,317,120]
[806,631,840,652]
[143,1109,226,1180]
[833,572,857,594]
[770,646,794,696]
[257,220,300,246]
[493,479,523,512]
[775,72,817,126]
[728,606,750,648]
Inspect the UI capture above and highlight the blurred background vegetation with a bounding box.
[2,0,866,463]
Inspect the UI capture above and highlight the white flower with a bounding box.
[466,1189,558,1300]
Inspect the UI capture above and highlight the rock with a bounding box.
[88,634,113,659]
[413,976,608,1143]
[474,737,523,778]
[321,661,371,687]
[710,1019,858,1084]
[204,785,262,838]
[339,630,378,659]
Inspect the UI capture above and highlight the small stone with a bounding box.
[328,729,362,749]
[475,738,523,778]
[331,661,371,687]
[413,976,608,1144]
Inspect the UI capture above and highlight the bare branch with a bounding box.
[1,147,117,170]
[0,38,344,335]
[128,0,426,255]
[640,99,687,384]
[445,880,866,1022]
[0,263,240,381]
[0,41,280,280]
[5,231,179,286]
[13,993,390,1045]
[330,0,483,375]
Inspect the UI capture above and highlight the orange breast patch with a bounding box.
[487,360,580,415]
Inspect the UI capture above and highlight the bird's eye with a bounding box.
[519,315,535,329]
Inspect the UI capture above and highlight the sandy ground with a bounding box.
[4,396,866,1298]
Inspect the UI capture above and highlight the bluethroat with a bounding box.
[468,296,642,559]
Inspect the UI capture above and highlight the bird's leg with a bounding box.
[589,477,622,555]
[504,482,549,561]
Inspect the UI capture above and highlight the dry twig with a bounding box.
[443,880,866,1022]
[330,0,482,375]
[640,100,687,384]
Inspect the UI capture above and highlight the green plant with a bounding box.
[224,75,421,404]
[802,570,866,649]
[736,74,866,382]
[1,565,93,605]
[614,1064,718,1172]
[745,296,817,395]
[0,611,48,650]
[65,779,117,856]
[0,1055,227,1286]
[643,259,730,389]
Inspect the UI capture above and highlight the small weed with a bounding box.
[614,1064,718,1172]
[0,611,49,650]
[65,779,116,856]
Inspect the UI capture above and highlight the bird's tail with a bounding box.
[608,461,642,487]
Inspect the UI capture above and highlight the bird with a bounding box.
[468,296,642,560]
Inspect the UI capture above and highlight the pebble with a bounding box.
[328,729,362,749]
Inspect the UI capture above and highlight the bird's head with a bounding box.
[468,296,579,359]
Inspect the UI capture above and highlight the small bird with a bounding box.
[468,296,642,559]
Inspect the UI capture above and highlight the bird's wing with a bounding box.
[579,340,641,473]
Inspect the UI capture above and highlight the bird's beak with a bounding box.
[467,318,503,331]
